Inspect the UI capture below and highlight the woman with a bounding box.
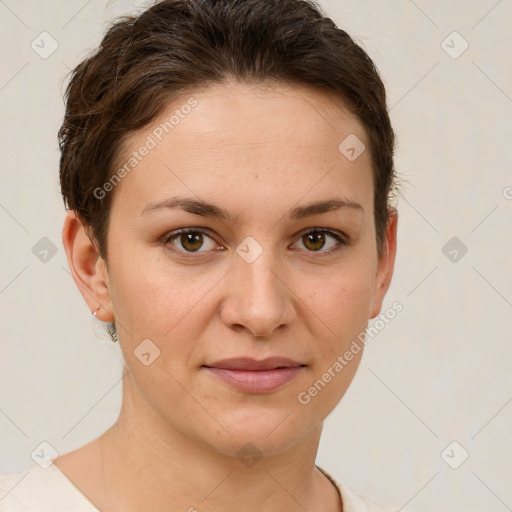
[0,0,402,510]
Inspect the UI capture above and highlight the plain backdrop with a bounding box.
[1,1,511,511]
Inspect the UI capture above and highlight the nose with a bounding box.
[220,249,295,338]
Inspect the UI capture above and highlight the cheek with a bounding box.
[136,284,208,345]
[300,263,374,335]
[107,246,214,340]
[108,261,213,393]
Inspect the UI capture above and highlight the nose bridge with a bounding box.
[240,248,280,301]
[222,240,293,336]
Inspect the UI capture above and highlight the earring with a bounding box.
[92,306,100,317]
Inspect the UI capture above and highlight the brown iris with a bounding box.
[302,231,326,251]
[180,232,204,252]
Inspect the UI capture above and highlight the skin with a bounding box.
[59,79,398,512]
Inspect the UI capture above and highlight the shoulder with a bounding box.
[316,465,405,512]
[340,484,403,512]
[0,469,31,511]
[0,463,99,511]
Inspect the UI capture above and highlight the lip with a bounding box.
[204,357,304,370]
[203,357,306,394]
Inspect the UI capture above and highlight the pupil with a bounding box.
[182,232,203,251]
[305,232,325,251]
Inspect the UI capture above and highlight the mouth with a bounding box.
[202,357,306,393]
[203,356,305,371]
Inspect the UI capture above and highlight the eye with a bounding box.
[292,228,348,254]
[161,227,348,257]
[163,228,221,255]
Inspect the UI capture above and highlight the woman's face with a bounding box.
[89,80,396,456]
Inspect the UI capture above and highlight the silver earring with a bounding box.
[92,306,100,317]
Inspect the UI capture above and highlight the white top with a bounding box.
[0,462,402,511]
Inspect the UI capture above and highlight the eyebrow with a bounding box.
[140,196,364,223]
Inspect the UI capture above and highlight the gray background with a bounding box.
[1,1,511,511]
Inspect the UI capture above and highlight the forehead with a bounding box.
[111,80,373,217]
[154,79,365,145]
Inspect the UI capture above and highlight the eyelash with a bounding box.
[161,227,349,258]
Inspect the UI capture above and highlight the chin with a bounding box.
[199,407,318,460]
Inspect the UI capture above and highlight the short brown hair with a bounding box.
[59,0,397,339]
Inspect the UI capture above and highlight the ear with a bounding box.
[61,210,114,322]
[369,208,398,319]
